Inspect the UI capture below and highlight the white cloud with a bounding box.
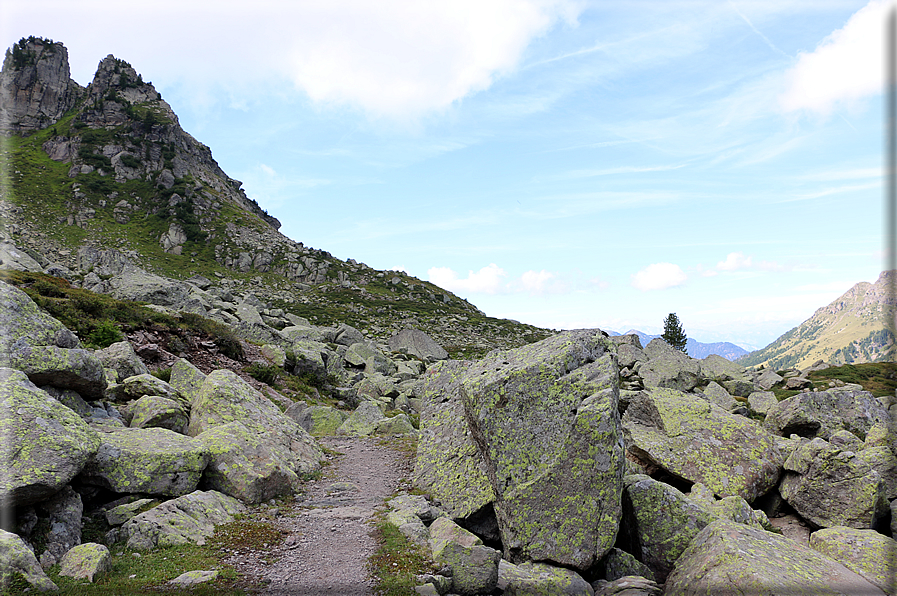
[6,0,582,120]
[716,251,752,271]
[780,0,890,115]
[428,263,507,294]
[631,263,687,291]
[519,269,555,294]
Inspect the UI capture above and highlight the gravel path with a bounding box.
[224,436,412,595]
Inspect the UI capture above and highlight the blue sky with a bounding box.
[2,0,889,350]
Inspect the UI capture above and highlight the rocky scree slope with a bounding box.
[0,36,549,357]
[739,270,896,370]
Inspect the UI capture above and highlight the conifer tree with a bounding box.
[662,313,687,352]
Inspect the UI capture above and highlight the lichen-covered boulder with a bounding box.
[0,368,100,507]
[0,281,106,400]
[602,548,655,582]
[41,385,92,417]
[374,413,418,436]
[0,529,57,591]
[169,358,206,405]
[755,368,783,390]
[337,400,386,437]
[622,387,782,501]
[461,330,624,570]
[764,387,889,440]
[621,475,717,582]
[78,426,209,496]
[747,391,777,416]
[663,520,885,595]
[9,345,107,400]
[809,527,897,594]
[700,381,737,411]
[96,341,149,383]
[497,559,593,596]
[187,370,323,502]
[388,328,448,361]
[699,354,749,383]
[105,498,158,526]
[118,489,245,551]
[296,405,344,436]
[107,373,187,409]
[128,395,188,433]
[58,542,111,583]
[344,342,397,376]
[857,445,897,500]
[638,339,700,392]
[428,517,501,596]
[778,437,887,529]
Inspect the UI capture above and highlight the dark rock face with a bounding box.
[0,37,82,132]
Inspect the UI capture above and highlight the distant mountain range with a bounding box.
[737,271,895,370]
[605,330,750,361]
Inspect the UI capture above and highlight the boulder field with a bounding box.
[0,276,895,594]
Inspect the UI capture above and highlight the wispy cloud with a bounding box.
[727,1,789,58]
[536,163,688,182]
[631,263,687,291]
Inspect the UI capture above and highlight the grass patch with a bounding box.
[207,520,286,552]
[42,544,244,596]
[768,361,897,400]
[367,514,437,596]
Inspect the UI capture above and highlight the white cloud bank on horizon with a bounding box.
[631,263,687,291]
[780,0,892,115]
[428,264,575,296]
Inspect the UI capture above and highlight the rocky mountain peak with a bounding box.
[0,36,82,132]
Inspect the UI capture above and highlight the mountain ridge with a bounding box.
[0,36,549,357]
[737,271,895,370]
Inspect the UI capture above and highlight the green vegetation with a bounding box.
[41,544,244,596]
[767,362,897,400]
[661,312,687,352]
[1,270,244,358]
[367,513,437,596]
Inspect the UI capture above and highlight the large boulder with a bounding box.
[637,339,700,392]
[620,475,716,583]
[118,489,245,551]
[295,405,344,436]
[764,387,890,440]
[428,517,501,596]
[461,330,624,570]
[497,559,593,596]
[809,527,897,594]
[96,341,149,382]
[106,373,188,409]
[168,358,206,405]
[778,437,888,529]
[0,368,100,507]
[413,361,495,521]
[344,342,397,376]
[663,520,885,595]
[0,529,58,592]
[622,387,782,501]
[388,328,448,361]
[188,369,323,503]
[755,368,783,390]
[699,354,749,383]
[128,395,188,433]
[336,400,387,437]
[78,426,209,496]
[107,266,190,307]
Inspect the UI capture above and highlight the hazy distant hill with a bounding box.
[606,330,749,361]
[737,271,895,370]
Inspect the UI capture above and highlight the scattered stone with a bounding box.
[168,570,219,586]
[57,543,111,583]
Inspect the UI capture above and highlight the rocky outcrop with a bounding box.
[0,37,82,133]
[388,328,448,361]
[764,387,890,440]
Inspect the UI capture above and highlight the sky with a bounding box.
[1,0,891,350]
